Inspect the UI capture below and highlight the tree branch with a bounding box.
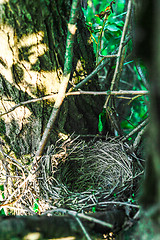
[122,118,149,142]
[0,90,149,117]
[104,0,132,108]
[35,0,80,158]
[67,89,149,96]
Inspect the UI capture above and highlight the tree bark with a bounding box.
[136,0,160,217]
[0,0,104,156]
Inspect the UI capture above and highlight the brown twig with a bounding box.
[98,201,140,209]
[73,57,110,90]
[0,90,149,118]
[122,118,149,142]
[35,0,80,158]
[43,208,113,228]
[0,94,57,117]
[133,124,148,151]
[104,0,132,108]
[75,217,92,240]
[67,89,149,96]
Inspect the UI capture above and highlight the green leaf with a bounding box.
[104,31,113,41]
[0,185,4,191]
[0,208,5,216]
[114,20,124,27]
[106,24,121,32]
[98,109,106,133]
[92,207,96,213]
[33,199,39,213]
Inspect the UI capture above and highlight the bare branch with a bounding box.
[43,208,113,228]
[0,94,56,117]
[0,90,149,117]
[122,118,149,142]
[35,0,80,158]
[73,57,110,90]
[104,0,132,108]
[133,125,148,151]
[75,217,92,240]
[67,89,149,96]
[98,201,140,209]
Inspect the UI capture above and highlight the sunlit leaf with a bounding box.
[105,24,121,32]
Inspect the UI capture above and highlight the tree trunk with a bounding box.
[120,1,160,238]
[136,0,160,218]
[0,0,104,156]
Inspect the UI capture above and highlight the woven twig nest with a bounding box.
[39,136,142,211]
[0,136,143,216]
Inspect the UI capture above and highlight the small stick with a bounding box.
[0,90,149,117]
[42,208,113,228]
[122,118,149,142]
[104,0,132,108]
[75,217,92,240]
[35,0,80,158]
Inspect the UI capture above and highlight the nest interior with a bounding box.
[38,136,144,211]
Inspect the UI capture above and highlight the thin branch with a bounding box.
[0,94,56,117]
[35,0,80,158]
[104,0,132,108]
[0,148,26,170]
[135,61,149,90]
[75,217,92,240]
[0,90,149,117]
[122,118,149,142]
[133,124,148,151]
[67,89,149,96]
[110,0,132,91]
[96,15,108,63]
[72,57,110,90]
[99,201,140,209]
[98,53,118,58]
[42,208,113,229]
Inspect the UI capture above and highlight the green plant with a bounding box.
[0,185,5,216]
[33,198,39,213]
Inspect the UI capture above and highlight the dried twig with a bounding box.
[0,148,26,170]
[0,94,56,117]
[104,0,132,108]
[75,217,92,240]
[35,0,80,158]
[67,90,149,96]
[42,208,113,228]
[72,57,110,90]
[98,201,140,209]
[0,90,149,118]
[122,118,149,142]
[133,125,148,151]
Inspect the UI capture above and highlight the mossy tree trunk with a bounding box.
[131,0,160,237]
[0,0,104,156]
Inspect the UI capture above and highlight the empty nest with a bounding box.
[38,136,143,211]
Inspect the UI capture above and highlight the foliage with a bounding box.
[83,0,148,137]
[0,185,5,216]
[33,199,39,213]
[83,0,125,56]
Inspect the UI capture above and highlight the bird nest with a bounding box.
[0,136,143,216]
[38,136,143,212]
